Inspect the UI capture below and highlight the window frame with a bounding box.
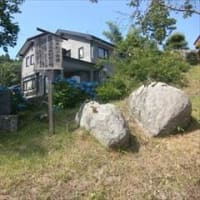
[98,47,109,59]
[66,49,71,57]
[78,47,84,59]
[25,56,30,67]
[23,79,36,91]
[30,54,34,65]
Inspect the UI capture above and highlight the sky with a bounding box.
[1,0,200,58]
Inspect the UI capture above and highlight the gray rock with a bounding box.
[76,101,130,148]
[128,82,192,136]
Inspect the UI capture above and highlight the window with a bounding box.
[26,56,29,67]
[30,54,34,65]
[78,47,84,59]
[66,50,71,57]
[98,47,109,59]
[23,82,27,91]
[23,79,36,91]
[62,49,71,57]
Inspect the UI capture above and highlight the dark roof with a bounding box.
[194,35,200,45]
[16,31,70,57]
[17,29,114,58]
[56,29,114,47]
[16,33,48,57]
[25,33,47,42]
[63,55,95,66]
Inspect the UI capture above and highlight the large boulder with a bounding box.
[128,82,192,137]
[75,101,130,148]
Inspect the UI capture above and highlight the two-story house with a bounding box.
[17,29,114,98]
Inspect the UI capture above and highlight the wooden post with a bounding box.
[36,28,67,135]
[48,76,55,135]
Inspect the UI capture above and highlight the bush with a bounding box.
[186,51,199,65]
[150,51,190,84]
[116,51,188,85]
[96,29,190,103]
[10,86,27,114]
[96,76,128,103]
[53,81,89,109]
[97,50,190,102]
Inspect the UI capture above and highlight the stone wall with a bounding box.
[0,115,18,132]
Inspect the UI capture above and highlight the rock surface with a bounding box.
[76,101,130,148]
[128,82,192,136]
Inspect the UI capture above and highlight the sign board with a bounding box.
[35,34,62,70]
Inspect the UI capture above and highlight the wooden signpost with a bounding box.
[47,71,54,135]
[36,28,67,135]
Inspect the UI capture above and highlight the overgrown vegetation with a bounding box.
[164,32,188,50]
[0,66,199,199]
[96,76,128,102]
[0,55,21,86]
[186,51,199,65]
[97,29,190,102]
[53,81,89,109]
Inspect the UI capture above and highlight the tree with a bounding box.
[0,55,21,86]
[103,21,123,44]
[164,32,188,50]
[97,28,190,102]
[0,0,24,52]
[139,0,176,44]
[92,0,200,15]
[94,0,200,44]
[129,0,200,44]
[129,0,200,16]
[114,29,189,84]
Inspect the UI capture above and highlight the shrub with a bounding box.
[150,51,190,84]
[53,81,89,109]
[96,76,128,103]
[97,50,190,102]
[10,86,27,114]
[96,29,190,102]
[186,51,199,65]
[116,50,189,83]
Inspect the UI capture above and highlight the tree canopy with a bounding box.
[129,0,200,44]
[0,55,21,86]
[103,21,123,44]
[164,32,188,50]
[129,0,200,16]
[139,0,176,44]
[0,0,24,52]
[93,0,200,45]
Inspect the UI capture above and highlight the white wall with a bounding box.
[62,38,91,62]
[21,46,35,78]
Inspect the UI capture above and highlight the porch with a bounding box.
[62,56,100,82]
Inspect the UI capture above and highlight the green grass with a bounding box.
[0,66,200,199]
[184,65,200,122]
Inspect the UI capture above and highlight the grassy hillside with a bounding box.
[0,66,199,200]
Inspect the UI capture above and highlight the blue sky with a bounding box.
[1,0,200,58]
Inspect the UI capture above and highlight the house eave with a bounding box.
[194,35,200,46]
[62,56,97,73]
[16,33,47,58]
[56,29,115,48]
[16,30,69,58]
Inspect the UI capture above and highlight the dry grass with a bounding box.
[0,66,199,200]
